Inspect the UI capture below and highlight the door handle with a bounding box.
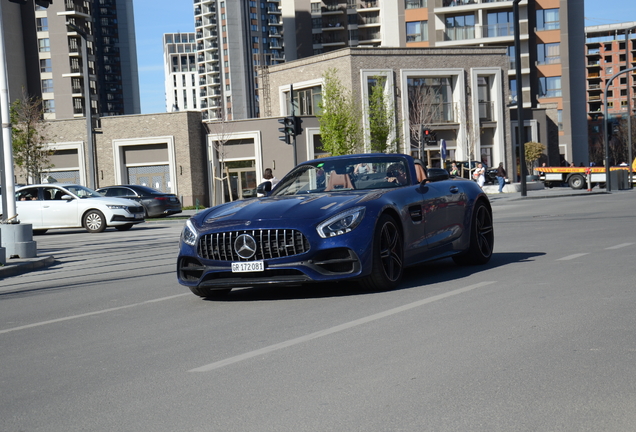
[449,186,459,194]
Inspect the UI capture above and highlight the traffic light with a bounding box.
[294,116,303,136]
[278,117,290,144]
[423,128,436,145]
[278,116,296,144]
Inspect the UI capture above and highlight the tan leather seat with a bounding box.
[325,171,354,191]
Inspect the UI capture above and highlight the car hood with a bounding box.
[195,192,384,230]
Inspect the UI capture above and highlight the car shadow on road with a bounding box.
[205,251,545,302]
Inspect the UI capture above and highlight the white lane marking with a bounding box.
[605,243,634,250]
[557,253,589,261]
[0,293,190,335]
[189,281,496,373]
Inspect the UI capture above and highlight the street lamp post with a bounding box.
[67,23,96,190]
[513,0,527,196]
[626,27,636,188]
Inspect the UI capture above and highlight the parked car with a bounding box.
[96,185,182,218]
[5,184,145,234]
[178,153,494,299]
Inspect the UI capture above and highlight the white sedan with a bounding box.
[9,184,145,234]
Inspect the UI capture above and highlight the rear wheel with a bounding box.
[453,201,494,266]
[568,174,585,190]
[189,286,231,299]
[83,210,106,233]
[360,214,404,291]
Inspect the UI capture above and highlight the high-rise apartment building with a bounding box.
[585,22,636,117]
[164,32,198,112]
[584,22,636,164]
[192,0,313,121]
[8,0,140,120]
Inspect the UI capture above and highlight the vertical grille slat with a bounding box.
[197,229,310,261]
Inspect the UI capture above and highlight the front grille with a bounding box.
[128,206,144,213]
[198,229,310,261]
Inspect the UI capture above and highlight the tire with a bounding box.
[189,286,231,299]
[115,224,133,231]
[33,229,48,235]
[453,200,494,266]
[83,210,107,233]
[359,214,404,291]
[568,174,585,190]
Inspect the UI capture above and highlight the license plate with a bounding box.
[170,197,177,202]
[134,213,144,219]
[231,261,264,273]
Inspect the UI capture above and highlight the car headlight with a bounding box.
[182,219,198,246]
[317,207,365,238]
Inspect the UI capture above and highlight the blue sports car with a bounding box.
[177,153,494,298]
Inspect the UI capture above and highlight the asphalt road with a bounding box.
[1,192,636,431]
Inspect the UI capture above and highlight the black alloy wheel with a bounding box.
[360,214,404,291]
[453,200,494,265]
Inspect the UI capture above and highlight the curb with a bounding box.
[0,255,56,279]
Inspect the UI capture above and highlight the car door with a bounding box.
[420,179,466,250]
[15,187,43,228]
[41,187,80,228]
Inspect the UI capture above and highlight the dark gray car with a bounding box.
[97,185,182,218]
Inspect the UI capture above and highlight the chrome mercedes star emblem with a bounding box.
[234,234,257,259]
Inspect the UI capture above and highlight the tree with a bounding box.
[524,141,545,175]
[407,78,448,158]
[317,68,362,156]
[10,89,52,184]
[206,113,235,204]
[367,75,399,153]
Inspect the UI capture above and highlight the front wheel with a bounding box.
[360,214,404,291]
[568,174,585,190]
[83,210,106,233]
[453,201,494,266]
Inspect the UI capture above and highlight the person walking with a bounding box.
[496,162,507,193]
[474,163,486,188]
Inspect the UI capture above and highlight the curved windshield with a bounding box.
[64,185,103,198]
[271,157,411,196]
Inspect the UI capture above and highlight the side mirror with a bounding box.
[256,181,272,196]
[61,194,74,201]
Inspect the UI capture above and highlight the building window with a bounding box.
[312,18,322,29]
[36,17,48,32]
[537,42,560,65]
[407,77,455,124]
[40,58,52,73]
[405,0,427,9]
[43,99,55,113]
[445,14,475,41]
[606,66,613,75]
[311,2,320,13]
[538,76,562,98]
[285,85,322,115]
[536,8,559,31]
[406,21,428,42]
[557,109,563,131]
[486,11,513,37]
[41,79,54,93]
[38,38,50,52]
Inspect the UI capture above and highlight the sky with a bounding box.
[131,0,636,115]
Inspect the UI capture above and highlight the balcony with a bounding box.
[484,22,513,38]
[442,0,476,7]
[445,26,475,41]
